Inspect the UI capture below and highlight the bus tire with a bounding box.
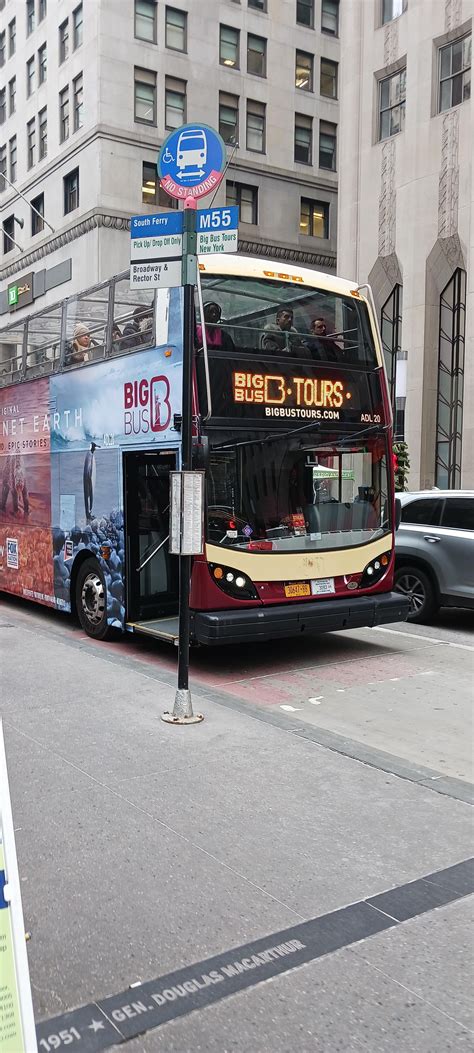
[76,558,110,639]
[393,564,437,624]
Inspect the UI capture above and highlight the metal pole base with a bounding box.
[162,688,204,726]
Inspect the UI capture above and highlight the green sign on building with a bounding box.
[7,286,18,307]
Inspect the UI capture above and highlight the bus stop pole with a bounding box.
[163,197,203,725]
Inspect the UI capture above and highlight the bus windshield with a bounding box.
[199,274,376,366]
[207,436,390,553]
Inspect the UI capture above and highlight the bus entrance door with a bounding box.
[124,450,179,642]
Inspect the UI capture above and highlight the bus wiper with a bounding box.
[212,421,388,454]
[211,419,322,452]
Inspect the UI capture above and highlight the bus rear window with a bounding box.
[199,275,377,367]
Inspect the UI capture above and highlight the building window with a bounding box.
[9,136,16,182]
[435,269,466,489]
[59,87,69,142]
[294,113,312,163]
[0,89,5,125]
[31,193,45,235]
[439,36,471,112]
[382,0,405,24]
[226,180,258,223]
[27,118,36,168]
[220,24,240,68]
[39,107,47,158]
[246,99,265,151]
[8,78,15,117]
[166,7,187,50]
[27,56,35,97]
[38,43,47,84]
[320,58,338,98]
[299,198,329,237]
[64,168,79,214]
[219,92,239,143]
[296,0,313,28]
[0,146,6,191]
[249,0,267,9]
[321,0,339,34]
[296,51,313,90]
[247,33,266,76]
[73,4,83,49]
[59,19,69,63]
[3,215,14,254]
[142,161,178,207]
[0,32,5,67]
[73,73,84,131]
[165,77,186,128]
[26,0,35,35]
[379,68,406,140]
[134,68,156,124]
[319,120,337,169]
[39,0,47,23]
[381,284,403,432]
[9,19,16,57]
[135,0,156,43]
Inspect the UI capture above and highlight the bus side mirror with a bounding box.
[395,497,402,531]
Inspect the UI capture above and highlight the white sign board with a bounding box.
[0,721,37,1052]
[130,259,182,290]
[130,234,183,261]
[169,472,205,556]
[196,206,239,256]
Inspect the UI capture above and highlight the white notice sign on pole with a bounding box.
[169,472,205,556]
[130,259,182,290]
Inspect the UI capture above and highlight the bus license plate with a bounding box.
[311,578,335,596]
[285,582,311,598]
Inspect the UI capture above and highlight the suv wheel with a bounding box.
[394,565,437,623]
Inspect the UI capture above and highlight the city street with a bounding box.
[1,594,473,1052]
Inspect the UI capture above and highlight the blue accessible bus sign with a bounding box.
[158,124,227,201]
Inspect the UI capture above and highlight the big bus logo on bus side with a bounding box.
[123,376,172,435]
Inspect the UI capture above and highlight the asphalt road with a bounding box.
[3,593,471,786]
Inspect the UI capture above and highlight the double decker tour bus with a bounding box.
[0,255,408,644]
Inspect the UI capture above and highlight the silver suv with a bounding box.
[394,491,474,622]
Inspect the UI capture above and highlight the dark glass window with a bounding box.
[319,120,336,169]
[321,0,339,34]
[59,19,69,63]
[439,36,471,112]
[3,214,14,254]
[73,4,83,49]
[294,113,312,164]
[401,499,442,526]
[142,161,178,208]
[381,284,403,431]
[299,199,329,237]
[135,0,157,43]
[219,92,239,144]
[31,193,44,236]
[165,7,187,51]
[441,498,474,531]
[296,51,313,91]
[435,269,466,489]
[247,33,266,76]
[320,58,338,98]
[220,24,240,68]
[382,0,405,23]
[379,69,406,140]
[296,0,314,28]
[226,181,258,223]
[64,168,79,214]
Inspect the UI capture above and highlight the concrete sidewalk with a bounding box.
[1,603,473,1052]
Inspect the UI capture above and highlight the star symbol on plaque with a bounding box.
[88,1019,105,1032]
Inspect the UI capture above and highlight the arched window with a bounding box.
[381,284,404,437]
[435,269,466,488]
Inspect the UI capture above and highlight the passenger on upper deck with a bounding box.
[197,302,235,352]
[65,323,94,366]
[261,307,310,358]
[305,317,339,362]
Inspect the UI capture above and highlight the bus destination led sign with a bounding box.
[233,371,360,422]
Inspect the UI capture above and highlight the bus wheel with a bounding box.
[76,558,110,639]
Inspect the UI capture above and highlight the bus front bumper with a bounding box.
[192,592,410,646]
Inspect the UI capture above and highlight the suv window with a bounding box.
[401,498,442,526]
[441,498,474,531]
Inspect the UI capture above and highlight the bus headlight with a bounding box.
[359,552,391,589]
[209,563,258,600]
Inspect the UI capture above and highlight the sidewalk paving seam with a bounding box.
[35,861,474,1052]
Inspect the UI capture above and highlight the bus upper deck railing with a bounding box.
[0,270,157,387]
